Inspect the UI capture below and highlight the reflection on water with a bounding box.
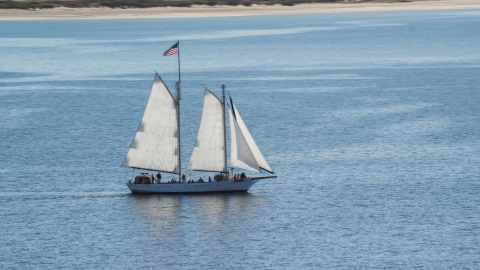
[125,193,268,263]
[128,193,265,227]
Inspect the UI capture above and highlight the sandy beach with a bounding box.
[0,0,479,20]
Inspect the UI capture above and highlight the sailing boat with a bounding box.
[124,41,276,194]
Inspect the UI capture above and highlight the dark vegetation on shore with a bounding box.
[0,0,412,10]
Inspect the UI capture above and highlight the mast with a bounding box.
[177,40,181,83]
[177,40,182,181]
[221,84,228,176]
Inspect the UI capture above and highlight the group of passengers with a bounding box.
[151,172,162,183]
[214,174,225,181]
[180,172,248,183]
[187,176,209,183]
[167,174,213,184]
[233,172,247,180]
[134,171,248,184]
[133,172,162,184]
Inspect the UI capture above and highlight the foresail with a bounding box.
[229,108,260,172]
[229,100,274,174]
[122,74,179,173]
[187,89,227,172]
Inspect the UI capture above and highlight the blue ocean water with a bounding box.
[1,9,480,268]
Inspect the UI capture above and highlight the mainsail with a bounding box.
[229,98,274,174]
[187,89,227,172]
[122,74,179,173]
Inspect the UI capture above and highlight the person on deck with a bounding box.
[157,172,161,183]
[182,174,186,183]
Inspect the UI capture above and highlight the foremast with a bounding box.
[221,84,228,175]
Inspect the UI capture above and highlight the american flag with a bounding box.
[163,42,179,57]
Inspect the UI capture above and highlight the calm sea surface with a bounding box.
[1,9,480,269]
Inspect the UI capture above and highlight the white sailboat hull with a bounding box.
[126,179,259,194]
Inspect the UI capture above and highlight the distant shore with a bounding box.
[0,0,479,20]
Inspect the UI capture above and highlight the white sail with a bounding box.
[187,89,227,172]
[229,101,274,174]
[122,74,179,173]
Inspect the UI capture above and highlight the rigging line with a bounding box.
[227,90,232,104]
[182,45,225,89]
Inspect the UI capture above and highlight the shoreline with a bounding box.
[0,0,479,20]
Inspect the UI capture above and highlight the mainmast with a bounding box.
[176,40,182,181]
[221,84,228,175]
